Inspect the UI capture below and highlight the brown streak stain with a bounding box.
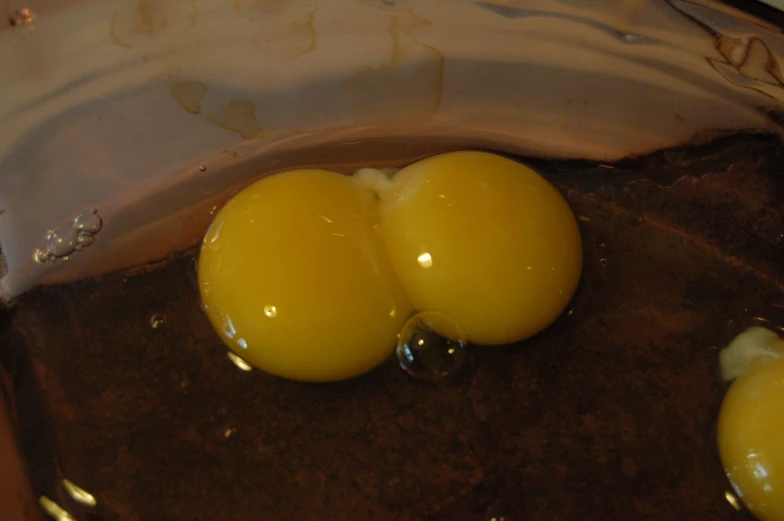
[209,100,264,139]
[133,0,159,35]
[718,35,784,87]
[170,81,208,115]
[738,38,777,85]
[255,6,318,60]
[341,9,443,126]
[189,0,199,29]
[109,12,133,49]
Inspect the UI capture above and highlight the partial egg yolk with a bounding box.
[198,169,412,382]
[376,151,582,345]
[718,328,784,521]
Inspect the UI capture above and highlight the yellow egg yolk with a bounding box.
[718,328,784,521]
[199,152,583,381]
[198,169,412,382]
[376,151,583,345]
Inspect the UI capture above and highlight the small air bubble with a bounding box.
[599,258,608,268]
[149,313,167,329]
[34,249,50,263]
[78,234,95,246]
[199,165,207,172]
[397,312,469,382]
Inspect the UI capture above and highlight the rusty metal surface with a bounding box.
[1,133,783,520]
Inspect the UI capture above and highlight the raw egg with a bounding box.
[198,169,412,382]
[718,327,784,521]
[374,151,583,345]
[200,152,583,382]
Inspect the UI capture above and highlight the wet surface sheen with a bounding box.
[1,133,783,521]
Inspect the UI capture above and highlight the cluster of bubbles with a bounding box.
[34,208,103,263]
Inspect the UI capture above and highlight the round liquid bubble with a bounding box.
[717,327,784,521]
[396,311,469,381]
[198,169,413,383]
[376,151,583,346]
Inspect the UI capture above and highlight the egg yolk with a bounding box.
[199,152,583,381]
[376,151,583,345]
[198,169,412,382]
[718,327,784,521]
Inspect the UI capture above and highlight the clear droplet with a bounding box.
[599,258,608,268]
[149,313,167,329]
[45,226,79,257]
[34,249,51,263]
[77,234,95,246]
[73,209,102,233]
[36,209,102,263]
[199,165,207,172]
[396,311,469,381]
[264,305,277,318]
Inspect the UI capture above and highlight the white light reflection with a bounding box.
[724,490,741,511]
[62,479,97,507]
[39,496,76,521]
[237,338,248,349]
[223,317,237,339]
[209,221,224,244]
[753,462,769,480]
[227,352,253,371]
[417,252,433,268]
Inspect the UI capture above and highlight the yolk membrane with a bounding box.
[198,169,412,382]
[377,151,583,345]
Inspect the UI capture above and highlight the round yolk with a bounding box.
[718,342,784,521]
[198,169,412,382]
[718,356,784,520]
[376,151,583,345]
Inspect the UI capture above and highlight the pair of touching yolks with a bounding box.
[718,327,784,521]
[198,151,583,382]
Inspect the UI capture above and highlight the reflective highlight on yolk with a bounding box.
[718,329,784,521]
[377,151,583,345]
[198,169,412,382]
